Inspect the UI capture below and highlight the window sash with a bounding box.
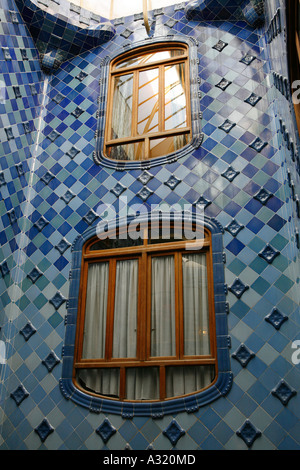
[76,250,215,365]
[109,61,189,138]
[104,44,191,161]
[75,233,216,401]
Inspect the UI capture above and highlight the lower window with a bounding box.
[74,224,217,402]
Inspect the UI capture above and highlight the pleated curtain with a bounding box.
[78,253,213,399]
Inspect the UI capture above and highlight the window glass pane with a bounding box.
[77,368,120,398]
[149,221,204,244]
[149,134,189,158]
[111,74,133,139]
[149,222,187,243]
[138,68,159,135]
[82,262,109,359]
[151,255,176,357]
[182,253,210,356]
[90,236,143,251]
[112,259,139,358]
[115,49,185,70]
[165,63,187,131]
[107,142,143,160]
[165,365,215,398]
[126,367,159,400]
[106,46,190,161]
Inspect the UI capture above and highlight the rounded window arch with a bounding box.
[104,43,192,162]
[74,221,217,402]
[94,36,203,169]
[60,213,232,416]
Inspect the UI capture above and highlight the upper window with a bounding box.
[104,43,192,161]
[74,223,216,402]
[287,0,300,136]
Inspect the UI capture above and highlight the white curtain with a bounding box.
[80,262,120,396]
[82,262,109,359]
[182,253,210,356]
[112,259,138,358]
[126,368,160,401]
[163,253,213,398]
[78,368,120,398]
[151,255,176,357]
[166,366,215,398]
[78,254,213,400]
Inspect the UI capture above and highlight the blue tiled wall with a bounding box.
[0,0,299,450]
[0,0,46,418]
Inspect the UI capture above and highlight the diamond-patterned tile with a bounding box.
[232,343,255,367]
[272,380,297,406]
[49,292,66,310]
[42,351,60,372]
[35,419,54,443]
[259,244,280,264]
[225,219,245,237]
[19,322,37,341]
[236,420,261,448]
[229,278,249,298]
[265,308,288,330]
[10,385,29,406]
[163,420,185,446]
[96,419,117,443]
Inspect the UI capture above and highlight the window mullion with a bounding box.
[144,137,150,160]
[132,70,139,138]
[134,69,147,160]
[106,74,115,144]
[158,64,164,133]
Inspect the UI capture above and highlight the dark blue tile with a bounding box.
[224,201,242,217]
[267,214,286,231]
[246,217,264,234]
[226,238,245,255]
[244,198,261,215]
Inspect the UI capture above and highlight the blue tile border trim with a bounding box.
[60,211,232,417]
[94,35,203,170]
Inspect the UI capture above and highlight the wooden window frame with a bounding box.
[104,42,192,161]
[287,0,300,135]
[73,224,217,402]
